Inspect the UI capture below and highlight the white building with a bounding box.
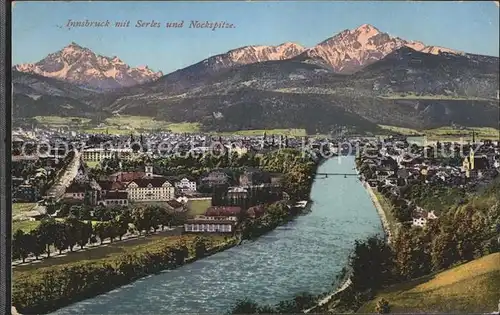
[82,148,134,162]
[175,178,197,193]
[99,191,129,207]
[184,215,237,233]
[412,217,427,227]
[126,165,175,202]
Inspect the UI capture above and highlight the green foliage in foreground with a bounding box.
[13,235,236,314]
[228,292,319,314]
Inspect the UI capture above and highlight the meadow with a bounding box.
[358,253,500,313]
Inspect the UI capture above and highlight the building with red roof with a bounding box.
[205,206,242,217]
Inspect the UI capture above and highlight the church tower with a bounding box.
[469,149,475,170]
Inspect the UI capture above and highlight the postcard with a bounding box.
[9,1,500,315]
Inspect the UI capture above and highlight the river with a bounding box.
[53,157,384,314]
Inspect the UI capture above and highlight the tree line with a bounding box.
[13,205,187,263]
[13,235,233,314]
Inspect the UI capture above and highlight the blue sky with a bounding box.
[13,1,499,74]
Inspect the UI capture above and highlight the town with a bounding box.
[10,125,500,314]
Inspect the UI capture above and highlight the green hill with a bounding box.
[358,252,500,313]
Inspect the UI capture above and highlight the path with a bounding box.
[45,150,81,201]
[304,278,352,313]
[364,183,392,244]
[12,226,179,267]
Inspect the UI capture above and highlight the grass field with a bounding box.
[85,161,101,168]
[214,128,307,137]
[186,199,212,217]
[81,127,134,135]
[358,253,500,313]
[12,220,40,233]
[379,125,499,141]
[14,233,227,273]
[33,116,91,126]
[12,203,37,217]
[103,115,201,133]
[378,93,492,101]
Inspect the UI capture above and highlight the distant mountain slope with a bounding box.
[13,43,163,91]
[118,42,307,97]
[295,24,463,74]
[357,253,500,313]
[12,70,96,117]
[95,46,498,131]
[348,46,499,98]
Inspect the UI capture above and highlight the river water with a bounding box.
[53,157,383,314]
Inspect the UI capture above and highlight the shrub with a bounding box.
[375,298,391,314]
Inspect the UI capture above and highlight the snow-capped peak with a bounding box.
[298,24,462,73]
[13,43,163,90]
[354,24,380,35]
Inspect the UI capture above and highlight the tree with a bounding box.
[229,298,260,314]
[94,222,108,245]
[30,229,45,260]
[193,236,209,258]
[375,298,391,314]
[430,231,457,271]
[64,217,82,252]
[53,222,69,254]
[12,229,30,263]
[350,236,394,291]
[76,221,93,249]
[115,212,131,240]
[37,219,59,258]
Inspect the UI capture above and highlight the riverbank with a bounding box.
[363,182,393,244]
[13,235,239,314]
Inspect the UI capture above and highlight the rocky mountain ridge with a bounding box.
[13,42,163,91]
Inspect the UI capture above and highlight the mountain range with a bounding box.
[12,24,499,133]
[13,42,163,91]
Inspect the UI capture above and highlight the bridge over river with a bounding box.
[52,156,383,314]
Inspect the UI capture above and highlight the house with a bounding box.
[412,217,427,227]
[64,181,100,205]
[99,191,129,207]
[64,182,88,200]
[227,187,248,200]
[109,171,146,184]
[14,184,39,202]
[97,180,126,196]
[385,174,398,185]
[205,206,242,217]
[239,168,271,186]
[184,216,237,233]
[127,178,175,202]
[82,148,133,162]
[175,177,197,193]
[376,170,391,181]
[201,170,230,187]
[247,205,266,218]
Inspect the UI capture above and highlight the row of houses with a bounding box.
[359,136,500,227]
[63,164,197,206]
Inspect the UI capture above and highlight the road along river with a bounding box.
[52,156,383,314]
